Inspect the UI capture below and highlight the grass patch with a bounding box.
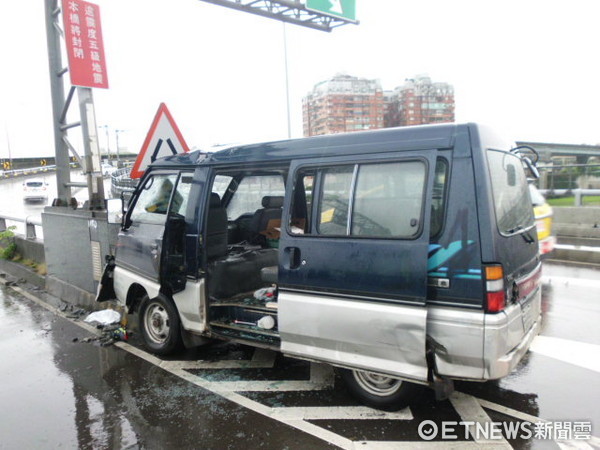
[547,196,600,206]
[0,226,17,260]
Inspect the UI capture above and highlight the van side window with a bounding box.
[130,174,179,225]
[169,174,193,217]
[226,175,285,220]
[318,166,354,235]
[430,158,448,238]
[292,160,427,239]
[212,175,233,199]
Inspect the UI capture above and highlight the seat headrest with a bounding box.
[209,192,222,208]
[262,196,284,208]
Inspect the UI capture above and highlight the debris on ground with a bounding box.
[84,309,121,325]
[76,323,131,347]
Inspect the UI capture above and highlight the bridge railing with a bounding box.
[538,164,600,191]
[0,213,43,240]
[110,167,138,199]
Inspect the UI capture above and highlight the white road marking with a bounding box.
[5,279,600,448]
[542,275,600,289]
[270,406,412,421]
[529,335,600,373]
[166,348,276,370]
[476,397,600,448]
[355,442,511,449]
[554,244,600,253]
[449,392,511,447]
[202,362,335,392]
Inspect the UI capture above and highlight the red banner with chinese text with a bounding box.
[62,0,109,89]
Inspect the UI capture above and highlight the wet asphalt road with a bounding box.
[0,261,599,449]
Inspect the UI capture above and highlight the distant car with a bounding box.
[101,163,117,177]
[529,184,556,255]
[23,178,49,203]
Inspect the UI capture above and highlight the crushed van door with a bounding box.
[278,152,437,383]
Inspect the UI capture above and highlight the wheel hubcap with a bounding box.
[353,370,403,397]
[145,303,170,344]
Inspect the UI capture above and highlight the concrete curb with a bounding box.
[0,257,108,311]
[0,258,45,289]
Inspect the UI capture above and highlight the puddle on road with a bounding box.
[0,286,335,449]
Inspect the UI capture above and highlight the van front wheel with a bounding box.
[139,294,182,355]
[339,368,422,411]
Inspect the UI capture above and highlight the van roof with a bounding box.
[149,123,471,170]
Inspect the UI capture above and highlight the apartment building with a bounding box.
[303,74,454,136]
[303,74,384,137]
[384,75,455,127]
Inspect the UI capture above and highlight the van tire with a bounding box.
[139,294,183,355]
[339,368,422,411]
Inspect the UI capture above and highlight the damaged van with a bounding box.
[98,123,542,410]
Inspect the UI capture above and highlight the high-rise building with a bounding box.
[303,74,384,137]
[384,75,455,127]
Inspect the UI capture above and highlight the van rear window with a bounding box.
[487,150,534,235]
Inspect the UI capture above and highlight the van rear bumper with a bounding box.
[484,312,541,379]
[428,287,542,381]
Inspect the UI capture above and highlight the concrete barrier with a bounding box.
[553,207,600,238]
[14,236,46,265]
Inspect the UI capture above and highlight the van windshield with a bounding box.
[487,149,534,235]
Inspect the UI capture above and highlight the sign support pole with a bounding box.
[77,87,105,209]
[44,0,73,206]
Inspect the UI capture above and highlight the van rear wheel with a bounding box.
[339,368,422,411]
[139,294,182,355]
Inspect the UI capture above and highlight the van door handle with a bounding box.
[285,247,302,270]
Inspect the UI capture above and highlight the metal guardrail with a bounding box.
[0,163,86,179]
[110,166,138,198]
[0,213,43,240]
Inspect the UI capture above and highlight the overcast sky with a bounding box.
[0,0,598,159]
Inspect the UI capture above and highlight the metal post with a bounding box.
[26,221,37,240]
[283,23,292,139]
[77,87,106,209]
[574,189,582,207]
[44,0,73,205]
[115,130,125,164]
[4,124,12,170]
[100,125,110,161]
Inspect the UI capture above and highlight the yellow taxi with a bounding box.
[529,184,556,255]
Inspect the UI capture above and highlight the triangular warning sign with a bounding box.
[130,103,190,179]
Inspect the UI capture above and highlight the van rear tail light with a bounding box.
[485,264,505,313]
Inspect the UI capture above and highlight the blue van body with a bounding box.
[100,123,542,409]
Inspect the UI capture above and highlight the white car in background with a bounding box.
[101,162,117,177]
[23,178,49,203]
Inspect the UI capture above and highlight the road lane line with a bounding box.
[7,279,600,449]
[1,283,354,448]
[356,442,511,449]
[449,392,511,447]
[270,406,413,420]
[529,335,600,373]
[166,353,276,370]
[476,397,600,446]
[542,275,600,289]
[208,379,333,392]
[168,366,356,450]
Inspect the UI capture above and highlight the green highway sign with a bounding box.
[306,0,357,22]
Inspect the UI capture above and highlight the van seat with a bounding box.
[207,248,279,299]
[206,193,228,259]
[260,265,278,284]
[249,196,284,246]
